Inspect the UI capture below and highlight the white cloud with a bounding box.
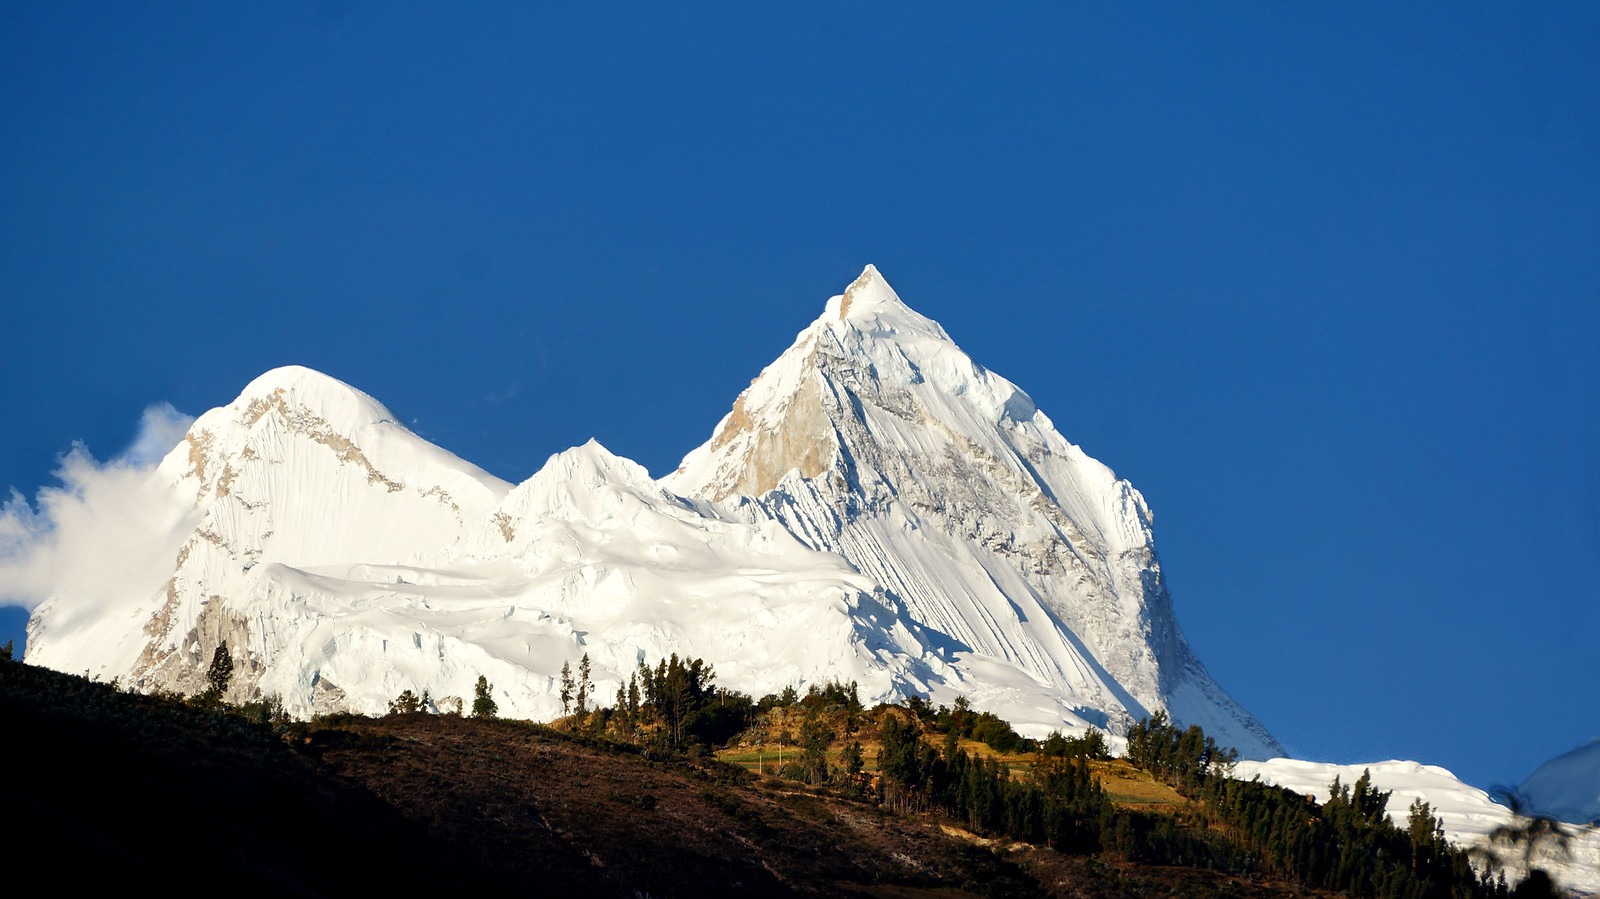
[122,402,195,467]
[0,403,197,614]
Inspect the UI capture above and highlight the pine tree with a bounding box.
[472,675,498,718]
[614,683,629,736]
[1405,797,1449,878]
[559,661,573,716]
[388,689,421,714]
[843,739,865,778]
[205,642,234,702]
[642,653,714,748]
[798,713,834,784]
[576,652,591,715]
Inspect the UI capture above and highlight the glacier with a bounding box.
[24,266,1281,758]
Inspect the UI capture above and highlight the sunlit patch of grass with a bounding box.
[1092,758,1189,807]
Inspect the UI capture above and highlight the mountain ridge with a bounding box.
[26,266,1280,758]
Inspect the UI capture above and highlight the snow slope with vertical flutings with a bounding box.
[666,266,1281,758]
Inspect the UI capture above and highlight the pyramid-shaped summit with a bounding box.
[667,266,1280,757]
[26,267,1279,757]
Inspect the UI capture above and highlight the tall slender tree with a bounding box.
[576,652,592,715]
[205,642,234,702]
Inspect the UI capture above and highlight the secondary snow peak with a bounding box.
[490,438,659,524]
[544,438,650,486]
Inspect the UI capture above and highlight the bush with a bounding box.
[1039,728,1110,760]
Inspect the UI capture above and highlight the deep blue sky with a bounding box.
[3,4,1596,791]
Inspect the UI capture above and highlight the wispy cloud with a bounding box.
[0,403,197,613]
[484,380,522,405]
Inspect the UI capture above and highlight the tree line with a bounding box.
[869,706,1518,899]
[389,652,1558,898]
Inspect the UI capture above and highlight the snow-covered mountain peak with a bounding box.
[236,364,392,423]
[217,364,405,466]
[25,363,510,691]
[666,266,1282,758]
[26,272,1279,759]
[669,266,1132,544]
[156,364,507,511]
[670,266,968,500]
[823,264,951,342]
[833,263,895,319]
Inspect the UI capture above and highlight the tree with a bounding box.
[1041,728,1110,760]
[842,739,865,778]
[472,675,498,718]
[576,652,592,715]
[951,695,972,734]
[1406,798,1446,874]
[970,711,1024,753]
[559,661,574,716]
[797,713,834,785]
[641,653,715,748]
[388,689,422,714]
[205,642,234,702]
[0,639,13,661]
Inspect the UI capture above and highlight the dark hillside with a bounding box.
[4,659,1347,897]
[1,657,505,895]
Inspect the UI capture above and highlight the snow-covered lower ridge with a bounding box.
[666,265,1280,758]
[25,269,1276,759]
[1236,759,1600,896]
